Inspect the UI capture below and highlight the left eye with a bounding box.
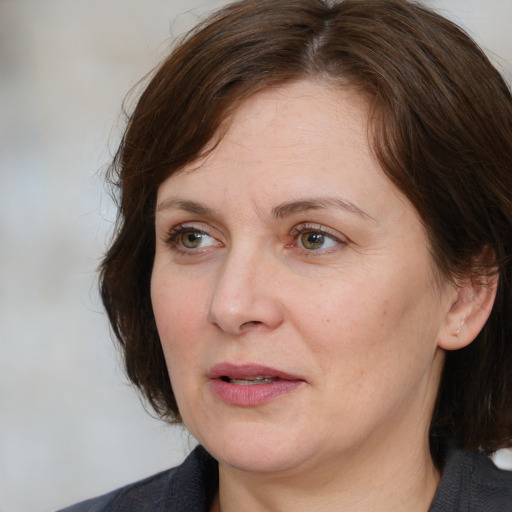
[297,231,338,250]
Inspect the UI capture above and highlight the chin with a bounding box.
[216,445,307,475]
[195,421,317,474]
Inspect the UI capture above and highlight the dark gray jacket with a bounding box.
[58,445,512,511]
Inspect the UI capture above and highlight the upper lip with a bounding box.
[208,363,305,382]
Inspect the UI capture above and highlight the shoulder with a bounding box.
[56,446,218,512]
[57,468,175,512]
[430,445,512,512]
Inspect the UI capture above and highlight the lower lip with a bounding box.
[209,379,303,406]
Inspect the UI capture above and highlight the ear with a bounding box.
[438,270,498,351]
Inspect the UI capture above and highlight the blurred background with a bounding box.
[0,1,510,511]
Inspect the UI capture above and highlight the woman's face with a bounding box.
[151,81,457,476]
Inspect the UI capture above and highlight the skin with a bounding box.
[150,81,472,511]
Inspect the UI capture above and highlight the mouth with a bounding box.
[220,376,280,385]
[209,363,304,384]
[208,363,305,406]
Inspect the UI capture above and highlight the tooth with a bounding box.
[229,377,277,385]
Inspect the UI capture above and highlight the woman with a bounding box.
[60,0,512,510]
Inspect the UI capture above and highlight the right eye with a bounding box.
[166,226,220,252]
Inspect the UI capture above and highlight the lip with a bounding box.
[208,363,305,406]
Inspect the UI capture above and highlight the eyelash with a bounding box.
[164,223,346,256]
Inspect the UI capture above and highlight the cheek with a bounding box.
[300,282,387,345]
[308,278,441,421]
[151,285,208,416]
[151,270,209,365]
[301,273,438,371]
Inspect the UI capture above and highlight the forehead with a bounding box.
[160,80,375,194]
[157,81,403,215]
[221,81,369,162]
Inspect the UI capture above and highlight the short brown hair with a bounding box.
[100,0,512,457]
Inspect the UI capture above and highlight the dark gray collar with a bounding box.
[429,445,512,511]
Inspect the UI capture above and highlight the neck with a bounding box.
[212,434,440,512]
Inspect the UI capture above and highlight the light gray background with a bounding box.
[1,1,511,511]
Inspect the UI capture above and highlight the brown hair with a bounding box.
[100,0,512,457]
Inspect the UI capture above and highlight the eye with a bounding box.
[180,230,211,249]
[297,231,338,250]
[291,224,345,253]
[166,226,219,251]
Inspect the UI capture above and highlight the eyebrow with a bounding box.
[155,196,374,222]
[155,198,217,217]
[271,197,374,221]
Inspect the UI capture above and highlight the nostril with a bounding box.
[240,320,263,329]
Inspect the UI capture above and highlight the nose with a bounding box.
[207,247,284,335]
